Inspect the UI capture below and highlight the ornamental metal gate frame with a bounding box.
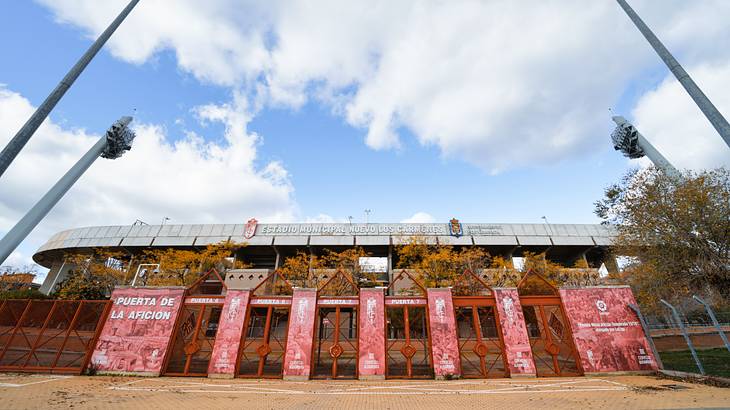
[520,296,582,377]
[0,299,111,374]
[235,298,291,379]
[385,299,433,379]
[453,296,508,378]
[311,299,359,379]
[163,297,224,377]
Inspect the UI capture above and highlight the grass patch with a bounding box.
[660,348,730,378]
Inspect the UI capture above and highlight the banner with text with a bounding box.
[358,288,386,378]
[559,287,657,373]
[427,289,461,377]
[493,288,537,376]
[90,287,185,375]
[208,290,251,377]
[282,288,317,379]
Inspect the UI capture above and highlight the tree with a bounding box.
[395,237,492,288]
[55,249,128,300]
[277,247,378,291]
[595,167,730,305]
[143,241,247,286]
[277,251,324,288]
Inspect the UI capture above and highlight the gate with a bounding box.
[452,270,508,378]
[164,300,223,376]
[385,270,432,379]
[0,299,110,374]
[518,271,581,377]
[237,271,291,378]
[312,271,358,379]
[164,270,226,376]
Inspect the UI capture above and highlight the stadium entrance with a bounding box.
[385,271,432,379]
[237,272,291,378]
[311,271,359,379]
[517,272,581,377]
[452,270,508,378]
[164,271,226,376]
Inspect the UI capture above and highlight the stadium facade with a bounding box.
[35,221,617,294]
[0,220,661,379]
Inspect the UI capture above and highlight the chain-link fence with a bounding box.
[638,298,730,378]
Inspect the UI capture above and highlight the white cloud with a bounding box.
[39,0,730,173]
[0,86,297,274]
[400,212,435,224]
[631,63,730,170]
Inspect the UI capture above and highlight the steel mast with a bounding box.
[617,0,730,149]
[0,0,140,178]
[0,117,136,265]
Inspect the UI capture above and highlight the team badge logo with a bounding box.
[244,218,258,239]
[596,299,608,312]
[449,218,463,237]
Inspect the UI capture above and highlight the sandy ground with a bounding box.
[0,373,728,409]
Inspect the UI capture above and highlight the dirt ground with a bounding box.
[0,373,728,409]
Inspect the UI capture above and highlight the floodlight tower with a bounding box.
[617,0,730,149]
[611,115,680,178]
[0,117,136,264]
[0,0,140,178]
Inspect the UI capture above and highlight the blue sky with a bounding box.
[1,1,729,279]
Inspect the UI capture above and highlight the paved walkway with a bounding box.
[0,373,728,409]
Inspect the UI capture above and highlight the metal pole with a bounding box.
[132,263,159,286]
[660,299,705,375]
[616,0,730,149]
[692,295,730,353]
[628,303,664,369]
[47,257,67,295]
[0,0,140,178]
[0,137,107,265]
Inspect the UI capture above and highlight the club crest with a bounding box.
[244,218,258,239]
[449,218,463,237]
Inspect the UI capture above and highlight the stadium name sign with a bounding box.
[258,223,505,236]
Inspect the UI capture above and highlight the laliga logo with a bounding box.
[596,299,608,313]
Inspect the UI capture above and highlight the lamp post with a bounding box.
[610,115,680,178]
[0,116,136,265]
[616,0,730,149]
[0,0,141,178]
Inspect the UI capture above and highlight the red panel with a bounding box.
[358,288,385,378]
[493,288,537,376]
[426,289,461,377]
[208,290,251,377]
[90,287,185,375]
[282,289,317,379]
[559,287,658,373]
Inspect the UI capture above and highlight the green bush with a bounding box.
[0,288,50,300]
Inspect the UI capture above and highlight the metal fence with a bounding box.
[636,297,730,378]
[0,299,111,374]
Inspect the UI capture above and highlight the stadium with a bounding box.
[34,220,617,295]
[0,219,659,380]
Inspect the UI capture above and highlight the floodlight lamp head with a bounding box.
[610,115,645,159]
[101,116,136,159]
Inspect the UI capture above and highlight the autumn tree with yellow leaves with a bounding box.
[55,249,129,300]
[143,241,247,286]
[596,167,730,309]
[277,247,379,292]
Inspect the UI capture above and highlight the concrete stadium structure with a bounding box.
[35,221,617,294]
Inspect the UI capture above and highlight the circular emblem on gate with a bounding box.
[256,343,272,357]
[400,344,417,359]
[329,344,344,358]
[473,342,489,357]
[184,341,200,355]
[544,342,560,356]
